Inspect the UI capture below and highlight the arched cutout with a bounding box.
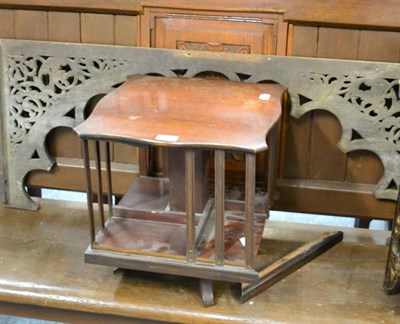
[84,94,107,119]
[193,71,229,80]
[45,126,81,159]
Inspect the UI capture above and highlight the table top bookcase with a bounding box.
[74,75,342,305]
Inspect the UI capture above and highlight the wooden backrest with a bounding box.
[0,40,398,217]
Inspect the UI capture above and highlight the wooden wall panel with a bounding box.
[289,26,318,57]
[0,9,15,38]
[357,30,400,63]
[139,0,400,29]
[316,28,359,60]
[115,15,137,46]
[48,11,80,42]
[14,10,48,40]
[0,0,141,15]
[81,13,114,45]
[0,0,398,29]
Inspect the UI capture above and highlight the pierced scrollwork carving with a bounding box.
[292,72,400,200]
[337,77,399,148]
[177,41,250,54]
[0,40,399,211]
[2,48,128,210]
[8,55,127,144]
[304,74,399,148]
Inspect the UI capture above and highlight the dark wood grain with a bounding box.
[75,76,285,153]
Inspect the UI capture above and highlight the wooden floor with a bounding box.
[0,199,399,323]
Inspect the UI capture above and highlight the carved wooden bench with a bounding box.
[0,39,399,315]
[0,40,398,210]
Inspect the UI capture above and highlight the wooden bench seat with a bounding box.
[0,199,399,323]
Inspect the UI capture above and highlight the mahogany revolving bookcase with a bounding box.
[74,75,342,306]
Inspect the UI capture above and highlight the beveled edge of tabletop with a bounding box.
[74,76,287,153]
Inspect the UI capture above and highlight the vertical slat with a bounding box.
[317,27,360,60]
[49,12,80,42]
[14,10,48,40]
[0,9,15,38]
[358,30,400,63]
[115,15,137,46]
[185,148,196,263]
[290,25,318,57]
[81,13,114,44]
[214,150,225,266]
[245,153,256,269]
[105,142,113,216]
[95,141,105,228]
[82,139,95,244]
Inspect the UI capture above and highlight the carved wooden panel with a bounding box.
[177,41,250,54]
[0,40,399,212]
[0,8,139,197]
[277,24,400,218]
[139,8,288,55]
[152,15,278,55]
